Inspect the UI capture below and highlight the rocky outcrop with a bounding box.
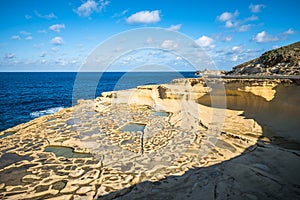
[96,77,300,199]
[0,76,299,199]
[227,41,300,76]
[195,69,226,77]
[99,77,300,141]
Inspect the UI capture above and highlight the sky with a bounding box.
[0,0,299,72]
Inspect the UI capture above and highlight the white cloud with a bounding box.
[146,37,153,44]
[246,15,258,21]
[40,52,47,57]
[38,30,47,34]
[51,47,59,52]
[126,10,161,24]
[195,36,215,49]
[20,31,31,35]
[167,24,182,31]
[75,0,97,17]
[217,10,258,32]
[49,24,65,32]
[217,10,239,22]
[238,24,252,32]
[223,36,232,42]
[114,47,121,52]
[211,46,263,69]
[55,59,68,66]
[25,15,32,19]
[51,37,64,45]
[232,46,239,51]
[74,0,109,18]
[231,55,238,61]
[121,9,128,15]
[252,31,278,43]
[70,59,79,64]
[217,10,242,30]
[5,53,15,59]
[34,10,57,19]
[33,43,44,49]
[249,4,265,13]
[112,9,128,18]
[232,45,243,52]
[161,40,178,50]
[25,36,33,40]
[11,35,21,40]
[225,20,239,28]
[283,28,296,35]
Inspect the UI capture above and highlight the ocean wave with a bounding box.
[30,107,64,118]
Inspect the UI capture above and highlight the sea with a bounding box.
[0,72,197,132]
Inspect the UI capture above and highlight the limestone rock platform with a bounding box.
[0,77,299,199]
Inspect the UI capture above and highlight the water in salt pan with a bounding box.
[120,123,146,132]
[0,131,16,139]
[154,111,170,117]
[44,146,92,158]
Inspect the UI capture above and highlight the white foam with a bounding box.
[30,107,64,118]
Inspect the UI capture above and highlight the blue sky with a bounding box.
[0,0,299,71]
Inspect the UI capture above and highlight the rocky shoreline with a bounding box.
[0,76,299,199]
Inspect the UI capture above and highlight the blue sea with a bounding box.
[0,72,197,132]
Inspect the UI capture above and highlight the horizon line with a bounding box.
[0,71,198,73]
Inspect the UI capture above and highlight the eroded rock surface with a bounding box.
[0,77,299,199]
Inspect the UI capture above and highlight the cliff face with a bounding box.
[99,78,300,141]
[227,41,300,76]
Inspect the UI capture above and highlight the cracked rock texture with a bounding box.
[0,77,299,200]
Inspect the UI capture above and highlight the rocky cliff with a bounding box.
[226,41,300,76]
